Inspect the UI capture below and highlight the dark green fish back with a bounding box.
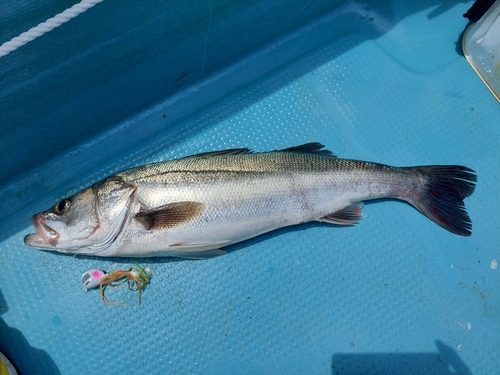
[119,143,392,183]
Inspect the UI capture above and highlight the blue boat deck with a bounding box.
[0,0,498,374]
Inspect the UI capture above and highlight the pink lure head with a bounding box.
[81,269,106,289]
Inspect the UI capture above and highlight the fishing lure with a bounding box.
[81,264,152,305]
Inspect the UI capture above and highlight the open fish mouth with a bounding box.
[26,213,60,245]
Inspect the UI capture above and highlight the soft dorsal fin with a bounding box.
[279,142,336,157]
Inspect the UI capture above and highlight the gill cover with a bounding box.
[78,176,137,254]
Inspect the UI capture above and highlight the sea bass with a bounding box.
[24,143,476,258]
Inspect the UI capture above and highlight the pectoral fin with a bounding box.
[135,201,204,230]
[319,203,365,225]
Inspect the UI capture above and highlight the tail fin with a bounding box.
[407,166,477,236]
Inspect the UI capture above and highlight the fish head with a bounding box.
[24,177,136,255]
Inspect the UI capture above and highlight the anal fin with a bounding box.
[318,203,365,225]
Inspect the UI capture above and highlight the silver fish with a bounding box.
[24,143,476,258]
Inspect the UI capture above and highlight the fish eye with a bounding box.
[54,199,71,214]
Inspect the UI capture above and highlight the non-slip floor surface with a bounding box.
[0,1,499,374]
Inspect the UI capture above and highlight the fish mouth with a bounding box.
[25,213,60,245]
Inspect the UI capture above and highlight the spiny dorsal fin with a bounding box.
[135,201,204,230]
[183,148,252,159]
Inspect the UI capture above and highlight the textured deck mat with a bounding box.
[0,1,499,374]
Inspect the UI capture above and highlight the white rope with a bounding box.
[0,0,104,58]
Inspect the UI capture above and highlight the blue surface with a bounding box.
[0,1,499,374]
